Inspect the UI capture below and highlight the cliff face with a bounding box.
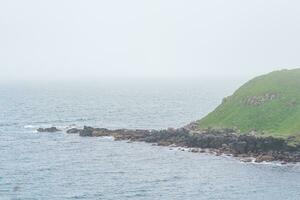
[197,69,300,141]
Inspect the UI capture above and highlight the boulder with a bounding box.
[79,126,94,136]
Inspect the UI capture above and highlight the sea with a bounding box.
[1,79,300,200]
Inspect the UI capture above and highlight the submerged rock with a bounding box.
[66,128,81,134]
[37,127,60,133]
[241,158,253,163]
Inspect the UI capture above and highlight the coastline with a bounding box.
[37,126,300,164]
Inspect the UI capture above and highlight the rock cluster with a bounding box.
[37,125,300,163]
[61,126,300,163]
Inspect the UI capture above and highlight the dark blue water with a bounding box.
[1,80,300,200]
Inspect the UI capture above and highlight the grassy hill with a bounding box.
[197,68,300,140]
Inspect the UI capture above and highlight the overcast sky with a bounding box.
[1,0,300,81]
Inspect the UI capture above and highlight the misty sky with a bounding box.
[1,0,300,81]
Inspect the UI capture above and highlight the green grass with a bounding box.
[197,68,300,140]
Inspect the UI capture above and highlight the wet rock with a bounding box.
[241,158,253,163]
[37,127,60,133]
[255,155,274,163]
[79,126,94,136]
[66,128,81,134]
[157,141,172,146]
[190,149,199,153]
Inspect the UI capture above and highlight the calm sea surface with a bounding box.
[1,80,300,200]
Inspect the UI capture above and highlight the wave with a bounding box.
[24,125,35,128]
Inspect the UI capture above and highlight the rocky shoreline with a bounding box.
[37,126,300,164]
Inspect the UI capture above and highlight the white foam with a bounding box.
[99,136,115,140]
[24,125,35,128]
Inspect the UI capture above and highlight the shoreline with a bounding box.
[37,126,300,164]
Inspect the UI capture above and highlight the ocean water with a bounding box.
[1,80,300,200]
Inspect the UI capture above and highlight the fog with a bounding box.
[1,0,300,81]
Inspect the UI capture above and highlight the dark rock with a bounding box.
[72,125,300,163]
[79,126,94,136]
[66,128,81,134]
[190,149,199,153]
[221,144,229,149]
[231,141,247,154]
[37,127,60,133]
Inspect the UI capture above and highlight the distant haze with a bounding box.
[1,0,300,81]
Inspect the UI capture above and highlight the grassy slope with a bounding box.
[198,69,300,139]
